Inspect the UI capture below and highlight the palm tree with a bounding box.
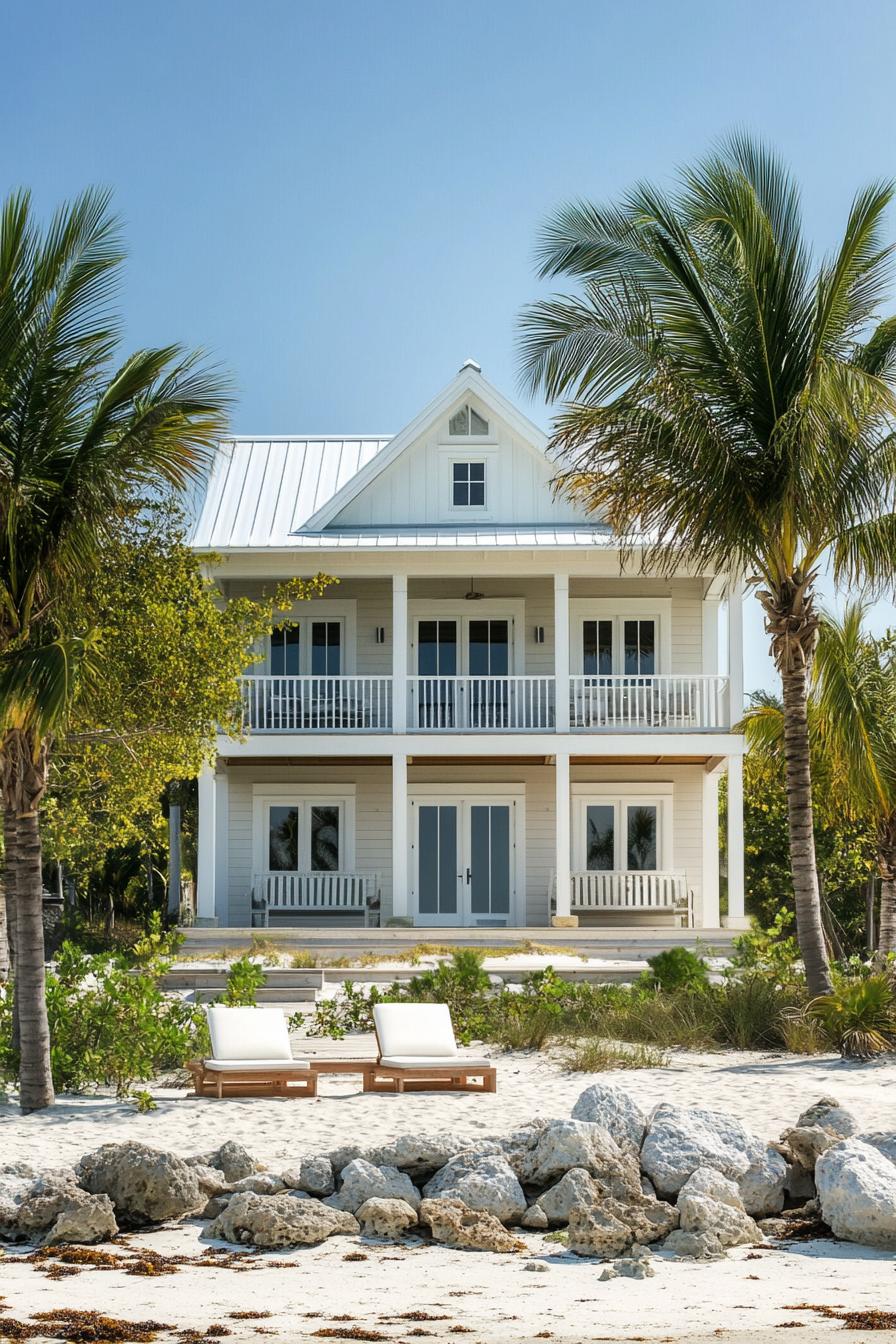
[0,188,230,1110]
[745,605,896,954]
[519,135,896,995]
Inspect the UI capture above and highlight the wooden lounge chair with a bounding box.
[186,1005,318,1098]
[364,1003,496,1093]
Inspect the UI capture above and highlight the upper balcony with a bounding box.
[239,672,730,734]
[226,569,742,741]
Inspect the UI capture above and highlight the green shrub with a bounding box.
[642,946,710,993]
[728,908,803,986]
[222,956,267,1006]
[809,975,896,1059]
[562,1038,667,1071]
[0,939,205,1098]
[710,974,796,1050]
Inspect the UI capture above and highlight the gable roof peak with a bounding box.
[458,357,482,374]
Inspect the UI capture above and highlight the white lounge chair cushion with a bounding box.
[373,1003,457,1059]
[206,1005,293,1061]
[378,1055,492,1070]
[203,1057,310,1073]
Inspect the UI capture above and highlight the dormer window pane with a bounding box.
[449,404,489,436]
[453,461,486,507]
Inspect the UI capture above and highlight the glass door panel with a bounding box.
[468,804,511,919]
[583,620,613,678]
[417,621,458,727]
[270,624,300,675]
[623,619,655,675]
[417,804,461,924]
[468,619,509,727]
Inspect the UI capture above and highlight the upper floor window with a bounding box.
[449,403,489,436]
[453,461,486,507]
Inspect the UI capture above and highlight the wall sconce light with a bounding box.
[534,626,545,644]
[375,627,386,644]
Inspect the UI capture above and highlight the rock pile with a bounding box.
[1,1089,893,1259]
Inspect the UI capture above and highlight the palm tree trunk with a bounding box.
[1,808,14,983]
[780,662,833,995]
[15,807,54,1110]
[0,868,8,980]
[877,820,896,956]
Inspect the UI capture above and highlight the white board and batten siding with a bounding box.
[225,762,707,928]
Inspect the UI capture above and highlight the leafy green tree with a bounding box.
[0,187,229,1110]
[41,499,329,887]
[519,135,896,995]
[744,605,896,953]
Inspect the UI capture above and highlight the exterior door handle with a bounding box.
[465,868,471,884]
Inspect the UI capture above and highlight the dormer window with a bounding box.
[453,461,485,507]
[449,404,489,436]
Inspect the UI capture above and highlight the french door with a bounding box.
[411,797,515,926]
[415,618,512,728]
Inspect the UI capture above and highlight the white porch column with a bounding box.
[392,572,408,734]
[702,598,720,674]
[554,573,570,732]
[701,767,721,928]
[553,750,575,926]
[724,753,748,928]
[727,573,744,726]
[196,763,218,925]
[391,749,409,921]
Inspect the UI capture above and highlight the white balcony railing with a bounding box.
[569,675,728,731]
[237,673,730,733]
[408,676,555,731]
[240,676,392,732]
[253,871,378,925]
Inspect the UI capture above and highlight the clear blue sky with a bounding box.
[4,0,896,693]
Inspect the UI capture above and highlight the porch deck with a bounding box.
[178,923,739,960]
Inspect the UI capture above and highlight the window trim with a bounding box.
[570,782,673,872]
[569,599,672,675]
[451,459,487,509]
[252,784,356,875]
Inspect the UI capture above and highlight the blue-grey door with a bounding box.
[412,799,514,926]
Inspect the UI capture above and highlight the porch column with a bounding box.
[724,753,748,928]
[392,573,408,734]
[701,767,721,927]
[552,750,575,926]
[554,573,569,732]
[727,573,744,726]
[196,763,218,926]
[391,749,409,921]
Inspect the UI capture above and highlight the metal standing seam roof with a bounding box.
[189,435,635,551]
[190,437,393,549]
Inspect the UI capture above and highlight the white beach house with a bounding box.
[190,362,746,932]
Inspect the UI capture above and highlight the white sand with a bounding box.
[1,1046,895,1341]
[2,1044,894,1169]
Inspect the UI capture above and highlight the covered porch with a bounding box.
[195,748,745,932]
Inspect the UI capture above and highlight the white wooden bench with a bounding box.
[550,871,693,926]
[252,872,379,927]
